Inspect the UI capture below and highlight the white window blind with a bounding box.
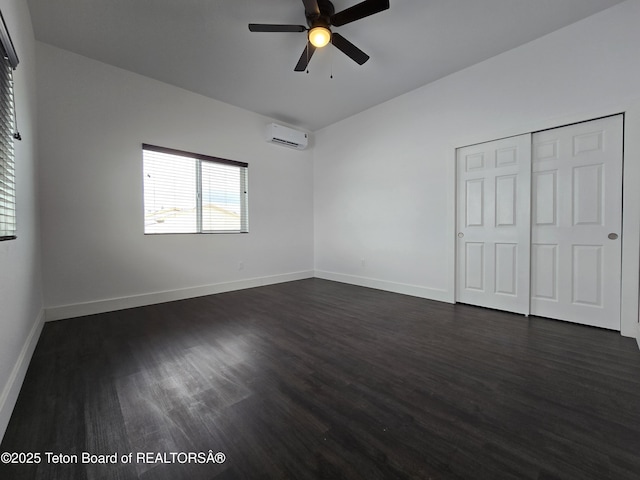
[143,144,248,234]
[0,38,17,241]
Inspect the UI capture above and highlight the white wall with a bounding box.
[314,0,640,336]
[0,0,44,440]
[37,43,314,319]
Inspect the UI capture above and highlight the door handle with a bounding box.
[608,233,619,240]
[458,232,464,238]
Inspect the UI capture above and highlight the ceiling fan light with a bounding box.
[309,26,331,48]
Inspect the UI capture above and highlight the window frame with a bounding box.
[0,10,18,242]
[142,144,249,235]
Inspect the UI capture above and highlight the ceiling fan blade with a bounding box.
[248,24,306,32]
[331,32,369,65]
[301,0,320,16]
[294,42,317,71]
[331,0,390,27]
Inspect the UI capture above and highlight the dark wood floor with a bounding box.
[2,279,640,479]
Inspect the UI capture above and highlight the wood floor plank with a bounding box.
[1,278,640,479]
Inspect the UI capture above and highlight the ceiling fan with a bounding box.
[249,0,390,72]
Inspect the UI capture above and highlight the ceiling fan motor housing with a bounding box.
[306,0,335,29]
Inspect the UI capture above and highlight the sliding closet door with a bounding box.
[530,115,623,330]
[456,134,532,315]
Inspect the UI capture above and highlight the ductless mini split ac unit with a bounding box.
[265,123,308,150]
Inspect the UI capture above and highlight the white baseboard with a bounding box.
[314,270,453,303]
[45,271,315,322]
[0,309,45,442]
[636,323,640,350]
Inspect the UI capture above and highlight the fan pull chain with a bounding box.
[306,43,310,74]
[330,37,334,79]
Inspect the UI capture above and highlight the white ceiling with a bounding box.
[26,0,624,131]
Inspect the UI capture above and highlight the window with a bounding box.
[0,11,18,242]
[143,144,248,234]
